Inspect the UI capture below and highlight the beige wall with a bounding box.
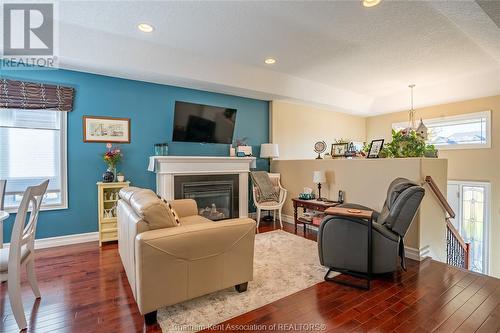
[271,101,366,159]
[366,95,500,277]
[271,158,447,261]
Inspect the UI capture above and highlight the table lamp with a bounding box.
[313,170,326,201]
[260,143,279,169]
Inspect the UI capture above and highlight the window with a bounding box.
[393,111,491,150]
[0,109,67,211]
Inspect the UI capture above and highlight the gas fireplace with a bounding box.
[174,174,239,220]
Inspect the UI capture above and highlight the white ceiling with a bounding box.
[12,1,500,115]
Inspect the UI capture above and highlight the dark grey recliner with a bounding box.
[318,178,425,276]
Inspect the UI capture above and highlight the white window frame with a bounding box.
[448,180,491,275]
[392,111,491,150]
[3,111,68,213]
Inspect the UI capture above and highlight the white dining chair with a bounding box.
[0,180,48,330]
[252,173,287,229]
[0,179,6,210]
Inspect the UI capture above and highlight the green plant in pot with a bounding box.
[385,129,437,158]
[102,143,123,182]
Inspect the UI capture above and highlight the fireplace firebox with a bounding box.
[174,174,239,221]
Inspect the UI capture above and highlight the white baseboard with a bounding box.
[404,245,429,261]
[282,214,295,224]
[3,232,99,250]
[249,212,294,222]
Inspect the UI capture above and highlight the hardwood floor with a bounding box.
[1,221,499,333]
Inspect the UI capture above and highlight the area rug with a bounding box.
[157,230,330,332]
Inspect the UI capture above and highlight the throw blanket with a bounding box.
[251,171,279,202]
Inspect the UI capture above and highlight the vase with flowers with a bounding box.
[102,143,123,182]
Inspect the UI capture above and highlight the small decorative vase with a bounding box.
[102,168,114,183]
[117,175,125,182]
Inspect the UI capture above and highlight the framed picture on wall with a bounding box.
[83,116,131,143]
[367,139,384,158]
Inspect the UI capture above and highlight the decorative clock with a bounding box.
[313,141,327,159]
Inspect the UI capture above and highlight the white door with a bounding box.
[447,183,460,230]
[447,181,490,274]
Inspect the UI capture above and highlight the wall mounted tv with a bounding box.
[172,101,237,144]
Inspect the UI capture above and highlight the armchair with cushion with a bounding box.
[117,187,256,324]
[251,172,287,228]
[318,178,425,277]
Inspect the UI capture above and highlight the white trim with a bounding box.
[392,110,491,150]
[404,245,430,261]
[59,111,69,210]
[150,156,256,218]
[3,232,98,250]
[251,212,295,224]
[4,203,67,214]
[281,214,295,224]
[2,112,69,213]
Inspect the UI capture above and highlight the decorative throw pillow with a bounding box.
[157,196,181,226]
[165,201,181,226]
[129,189,177,229]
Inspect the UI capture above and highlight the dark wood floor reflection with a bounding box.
[1,221,499,332]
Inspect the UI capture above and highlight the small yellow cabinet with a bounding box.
[97,181,130,246]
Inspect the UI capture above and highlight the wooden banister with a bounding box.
[446,218,466,249]
[424,176,455,219]
[424,176,470,270]
[465,243,470,270]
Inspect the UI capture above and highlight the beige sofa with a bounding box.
[117,187,256,324]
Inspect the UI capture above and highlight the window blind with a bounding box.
[0,109,65,208]
[0,78,74,112]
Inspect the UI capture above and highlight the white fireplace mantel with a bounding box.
[148,156,257,218]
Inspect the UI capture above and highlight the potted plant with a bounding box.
[385,129,437,158]
[102,143,123,182]
[363,129,437,158]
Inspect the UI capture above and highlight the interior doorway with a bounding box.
[447,181,491,274]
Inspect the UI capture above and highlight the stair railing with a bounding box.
[424,176,470,270]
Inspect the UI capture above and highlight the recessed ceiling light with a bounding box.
[363,0,381,8]
[264,58,277,65]
[137,23,154,33]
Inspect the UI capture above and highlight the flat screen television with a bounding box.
[172,101,237,144]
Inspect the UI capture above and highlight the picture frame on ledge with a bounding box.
[331,143,348,158]
[367,139,384,158]
[83,116,131,143]
[344,142,357,158]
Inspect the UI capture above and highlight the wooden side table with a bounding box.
[324,206,374,290]
[292,198,340,234]
[97,181,130,246]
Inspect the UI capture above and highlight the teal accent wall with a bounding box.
[1,69,269,242]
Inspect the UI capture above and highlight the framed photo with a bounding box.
[367,139,384,158]
[344,142,356,158]
[331,143,348,157]
[83,116,131,143]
